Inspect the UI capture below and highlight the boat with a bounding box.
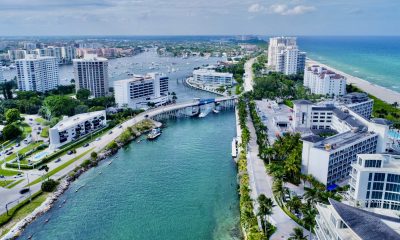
[147,128,161,140]
[213,109,220,114]
[199,112,208,118]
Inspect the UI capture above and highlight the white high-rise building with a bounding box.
[293,100,391,185]
[304,65,346,96]
[348,154,400,212]
[63,46,76,64]
[267,37,306,75]
[73,54,109,98]
[8,50,26,61]
[15,54,59,92]
[0,68,4,83]
[114,73,169,109]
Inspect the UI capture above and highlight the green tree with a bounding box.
[42,95,78,118]
[5,108,21,123]
[288,227,307,240]
[76,89,91,101]
[257,194,274,235]
[272,179,284,200]
[286,196,302,213]
[2,123,22,140]
[91,151,98,160]
[89,106,105,112]
[74,105,89,114]
[41,179,58,192]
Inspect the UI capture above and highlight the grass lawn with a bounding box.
[35,117,50,126]
[5,141,44,162]
[0,180,14,188]
[18,122,32,139]
[0,167,20,177]
[40,127,49,138]
[5,179,24,189]
[27,148,94,187]
[0,191,48,237]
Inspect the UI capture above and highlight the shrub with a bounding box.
[41,179,58,192]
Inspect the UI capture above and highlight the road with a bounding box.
[244,57,256,92]
[0,97,233,215]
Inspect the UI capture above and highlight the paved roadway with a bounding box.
[244,57,256,92]
[0,97,233,215]
[242,58,311,239]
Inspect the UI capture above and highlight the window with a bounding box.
[374,173,385,182]
[365,160,382,168]
[373,182,384,190]
[371,191,382,199]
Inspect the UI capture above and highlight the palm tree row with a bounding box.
[257,194,275,238]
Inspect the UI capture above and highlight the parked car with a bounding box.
[83,143,89,147]
[16,143,20,147]
[108,131,113,134]
[29,118,33,121]
[96,138,101,141]
[118,125,123,129]
[19,188,30,194]
[55,158,62,163]
[0,175,4,179]
[67,150,73,155]
[38,165,48,171]
[6,151,13,155]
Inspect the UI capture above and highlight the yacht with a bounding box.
[147,128,161,140]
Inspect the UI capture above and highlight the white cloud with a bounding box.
[283,5,316,15]
[254,3,316,15]
[248,3,264,13]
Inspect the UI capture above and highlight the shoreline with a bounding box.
[307,58,400,104]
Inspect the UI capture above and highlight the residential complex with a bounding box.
[339,92,374,119]
[49,110,107,149]
[15,54,59,92]
[293,100,391,185]
[192,68,233,86]
[304,65,347,96]
[8,49,26,61]
[73,54,109,98]
[315,199,400,240]
[348,154,400,212]
[114,73,169,109]
[267,37,306,75]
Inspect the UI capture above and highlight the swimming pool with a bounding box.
[389,130,400,140]
[33,151,50,161]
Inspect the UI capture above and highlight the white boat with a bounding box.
[213,109,220,114]
[147,128,161,140]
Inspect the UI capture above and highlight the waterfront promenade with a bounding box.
[0,97,235,216]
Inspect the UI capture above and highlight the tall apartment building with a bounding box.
[267,37,306,75]
[32,46,76,64]
[15,54,59,92]
[0,68,4,83]
[192,69,233,86]
[304,65,346,96]
[348,154,400,212]
[73,54,109,98]
[315,199,400,240]
[63,46,77,64]
[114,73,169,109]
[8,50,26,61]
[339,92,374,119]
[293,100,391,185]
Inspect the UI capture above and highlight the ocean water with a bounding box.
[19,112,240,240]
[298,36,400,92]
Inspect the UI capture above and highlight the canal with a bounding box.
[19,111,240,240]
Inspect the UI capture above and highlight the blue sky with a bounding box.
[0,0,399,36]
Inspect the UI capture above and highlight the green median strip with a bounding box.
[26,148,94,187]
[6,179,24,189]
[0,180,14,188]
[0,167,20,177]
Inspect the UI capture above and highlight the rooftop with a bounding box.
[73,54,107,62]
[356,154,400,171]
[52,110,106,132]
[193,68,233,77]
[329,199,400,240]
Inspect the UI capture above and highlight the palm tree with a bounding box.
[284,151,301,183]
[301,201,317,230]
[272,179,284,201]
[286,196,302,213]
[289,227,307,240]
[257,194,274,235]
[303,187,320,205]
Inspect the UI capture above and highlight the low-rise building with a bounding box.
[192,69,233,86]
[114,73,169,109]
[49,111,106,149]
[348,154,400,212]
[315,198,400,240]
[304,65,346,96]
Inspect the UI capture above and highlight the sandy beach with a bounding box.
[307,59,400,104]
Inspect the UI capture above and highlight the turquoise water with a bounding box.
[298,36,400,93]
[19,112,240,240]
